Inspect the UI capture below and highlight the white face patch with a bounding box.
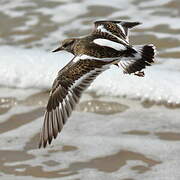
[93,38,127,51]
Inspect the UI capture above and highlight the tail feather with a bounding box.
[119,44,156,75]
[137,44,155,63]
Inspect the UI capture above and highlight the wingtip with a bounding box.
[52,47,63,53]
[135,21,142,26]
[38,134,45,149]
[121,21,142,28]
[38,132,42,148]
[38,142,42,149]
[48,137,53,145]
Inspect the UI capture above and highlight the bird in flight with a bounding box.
[39,20,155,148]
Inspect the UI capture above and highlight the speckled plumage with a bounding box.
[39,20,155,148]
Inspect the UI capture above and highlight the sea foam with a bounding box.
[0,46,180,105]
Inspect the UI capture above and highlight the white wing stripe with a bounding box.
[43,112,49,143]
[97,25,129,45]
[117,24,126,35]
[68,90,77,108]
[93,38,127,51]
[80,54,119,62]
[48,112,53,142]
[52,109,59,137]
[56,107,63,130]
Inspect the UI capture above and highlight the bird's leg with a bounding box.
[114,62,144,77]
[134,71,145,77]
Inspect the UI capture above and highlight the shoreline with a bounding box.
[0,88,180,179]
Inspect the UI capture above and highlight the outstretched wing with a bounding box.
[39,56,111,148]
[93,20,141,44]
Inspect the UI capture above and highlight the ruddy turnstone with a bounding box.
[39,20,156,148]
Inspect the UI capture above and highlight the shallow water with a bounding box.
[1,92,180,180]
[0,0,180,179]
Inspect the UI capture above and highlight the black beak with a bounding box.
[52,46,63,52]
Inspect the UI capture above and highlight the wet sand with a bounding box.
[0,91,180,179]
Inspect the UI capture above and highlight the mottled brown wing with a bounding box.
[39,56,110,148]
[93,20,141,43]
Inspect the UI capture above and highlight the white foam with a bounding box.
[139,0,172,8]
[1,0,179,53]
[91,66,180,105]
[36,3,87,23]
[0,106,37,124]
[0,46,73,89]
[0,0,36,17]
[0,46,180,105]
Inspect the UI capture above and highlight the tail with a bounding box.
[119,44,156,75]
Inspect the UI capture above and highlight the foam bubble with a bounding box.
[0,46,180,105]
[0,46,72,89]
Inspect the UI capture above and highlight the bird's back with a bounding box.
[73,35,127,58]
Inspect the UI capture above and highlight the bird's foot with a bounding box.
[134,71,145,77]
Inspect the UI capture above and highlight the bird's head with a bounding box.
[52,38,77,53]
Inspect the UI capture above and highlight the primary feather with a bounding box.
[39,20,155,148]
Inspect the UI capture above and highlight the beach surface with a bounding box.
[0,0,180,179]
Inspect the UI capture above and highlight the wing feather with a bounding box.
[39,56,110,148]
[93,20,141,44]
